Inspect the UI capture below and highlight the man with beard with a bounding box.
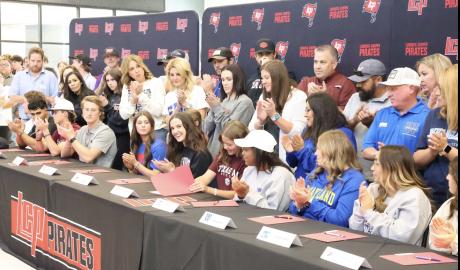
[201,47,233,98]
[9,47,58,121]
[94,47,121,91]
[343,59,391,182]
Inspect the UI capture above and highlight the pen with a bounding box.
[274,215,293,220]
[323,230,346,238]
[415,256,441,262]
[213,201,220,206]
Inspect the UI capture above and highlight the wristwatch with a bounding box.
[270,112,281,122]
[441,144,452,156]
[69,137,77,144]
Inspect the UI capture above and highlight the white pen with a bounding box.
[324,230,346,238]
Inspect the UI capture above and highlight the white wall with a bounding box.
[165,0,204,19]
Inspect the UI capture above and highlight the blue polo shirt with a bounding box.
[213,79,222,97]
[362,98,430,154]
[10,68,59,120]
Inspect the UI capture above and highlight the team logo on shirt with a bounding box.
[181,157,191,166]
[363,0,381,23]
[402,121,420,137]
[276,41,289,62]
[209,12,221,33]
[230,43,242,63]
[302,3,318,27]
[252,8,265,31]
[331,39,347,63]
[408,0,428,16]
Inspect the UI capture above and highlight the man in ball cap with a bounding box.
[362,67,430,161]
[201,47,233,98]
[343,59,392,181]
[232,129,295,211]
[94,47,121,90]
[157,49,189,83]
[70,54,96,90]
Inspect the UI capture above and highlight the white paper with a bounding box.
[39,165,60,176]
[256,226,303,248]
[152,198,185,213]
[110,185,139,198]
[320,246,372,270]
[0,152,5,159]
[12,156,27,166]
[70,173,99,186]
[199,211,237,230]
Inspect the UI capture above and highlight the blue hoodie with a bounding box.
[286,127,357,179]
[288,168,364,227]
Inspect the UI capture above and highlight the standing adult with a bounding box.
[94,47,121,90]
[70,54,97,90]
[202,47,234,98]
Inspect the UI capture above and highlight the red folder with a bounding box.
[150,166,196,196]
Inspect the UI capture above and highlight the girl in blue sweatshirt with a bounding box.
[283,92,356,179]
[288,129,364,227]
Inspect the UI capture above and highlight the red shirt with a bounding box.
[298,71,356,109]
[208,155,246,190]
[52,123,81,144]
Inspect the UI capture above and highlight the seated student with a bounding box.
[231,129,295,211]
[34,97,80,156]
[152,112,212,178]
[59,95,117,168]
[204,64,254,157]
[7,91,57,151]
[349,145,432,246]
[288,130,364,227]
[122,111,167,177]
[429,157,458,256]
[283,92,356,179]
[190,121,248,199]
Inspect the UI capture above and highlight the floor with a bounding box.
[0,248,36,270]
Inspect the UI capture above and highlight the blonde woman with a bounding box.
[288,130,364,227]
[414,64,458,208]
[119,55,166,141]
[349,145,432,246]
[416,53,452,108]
[162,58,209,122]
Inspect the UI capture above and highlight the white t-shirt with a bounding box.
[162,85,209,116]
[0,85,12,126]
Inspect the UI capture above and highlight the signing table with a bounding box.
[0,150,457,270]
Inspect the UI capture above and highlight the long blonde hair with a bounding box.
[314,130,362,188]
[165,58,195,93]
[439,64,458,131]
[120,55,153,86]
[416,53,452,91]
[374,146,431,213]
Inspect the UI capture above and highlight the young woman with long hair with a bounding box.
[61,71,94,126]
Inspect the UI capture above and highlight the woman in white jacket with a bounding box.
[349,145,432,246]
[119,55,166,142]
[248,60,307,164]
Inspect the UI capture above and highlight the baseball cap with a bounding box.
[379,67,421,87]
[207,47,233,62]
[69,54,91,66]
[348,59,387,83]
[49,98,74,111]
[234,130,277,153]
[255,38,276,54]
[157,49,188,65]
[104,47,120,58]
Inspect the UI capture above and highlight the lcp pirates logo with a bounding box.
[362,0,381,23]
[331,39,347,63]
[209,12,221,33]
[252,8,265,31]
[276,41,289,62]
[302,3,318,28]
[230,43,241,63]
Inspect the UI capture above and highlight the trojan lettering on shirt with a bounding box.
[11,191,101,270]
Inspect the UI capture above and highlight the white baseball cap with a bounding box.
[379,67,421,87]
[49,98,74,111]
[234,130,277,153]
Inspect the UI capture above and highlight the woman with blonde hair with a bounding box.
[162,58,209,122]
[350,145,432,245]
[288,130,364,227]
[119,54,166,141]
[416,53,452,108]
[414,64,458,208]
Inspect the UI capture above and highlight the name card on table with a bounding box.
[320,246,372,270]
[0,152,5,159]
[71,173,99,186]
[199,211,237,230]
[110,185,139,198]
[256,226,303,248]
[12,156,27,166]
[39,165,60,176]
[152,198,185,213]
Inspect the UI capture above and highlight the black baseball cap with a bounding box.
[207,47,233,62]
[255,38,276,53]
[157,49,187,65]
[104,47,120,58]
[69,54,91,66]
